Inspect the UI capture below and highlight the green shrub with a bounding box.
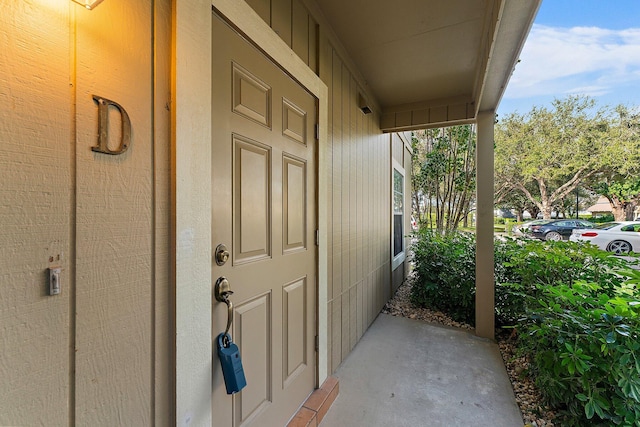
[411,229,476,324]
[496,239,630,328]
[494,238,528,325]
[518,278,640,426]
[591,214,615,223]
[411,231,629,327]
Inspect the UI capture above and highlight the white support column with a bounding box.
[475,110,495,340]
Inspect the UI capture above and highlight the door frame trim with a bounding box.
[174,0,329,422]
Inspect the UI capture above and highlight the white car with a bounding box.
[570,221,640,254]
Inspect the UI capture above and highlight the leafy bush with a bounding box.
[495,239,629,325]
[591,214,615,223]
[518,278,640,426]
[411,229,476,324]
[411,231,628,326]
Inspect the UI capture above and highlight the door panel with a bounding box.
[233,63,272,128]
[212,11,317,427]
[282,99,308,145]
[235,292,272,424]
[283,155,307,252]
[234,135,272,263]
[283,277,307,386]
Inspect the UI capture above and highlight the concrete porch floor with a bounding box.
[320,314,524,427]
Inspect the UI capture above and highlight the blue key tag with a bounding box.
[216,332,247,394]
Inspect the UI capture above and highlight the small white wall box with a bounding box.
[49,267,61,295]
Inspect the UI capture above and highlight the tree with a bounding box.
[412,125,476,231]
[585,105,640,220]
[590,180,640,220]
[495,179,541,221]
[411,135,427,224]
[495,96,609,219]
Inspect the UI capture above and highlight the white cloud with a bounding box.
[504,25,640,99]
[562,85,609,97]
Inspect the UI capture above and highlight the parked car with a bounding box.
[530,219,595,241]
[512,219,551,236]
[570,221,640,254]
[496,208,515,219]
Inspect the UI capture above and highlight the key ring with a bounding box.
[222,332,231,348]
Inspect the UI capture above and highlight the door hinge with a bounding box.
[315,229,319,246]
[315,123,319,140]
[315,335,319,352]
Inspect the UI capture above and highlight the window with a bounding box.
[393,169,403,257]
[392,164,405,269]
[577,220,595,228]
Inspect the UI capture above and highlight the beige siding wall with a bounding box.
[323,46,391,372]
[392,134,404,165]
[244,0,318,73]
[246,0,394,373]
[0,1,173,425]
[0,3,71,424]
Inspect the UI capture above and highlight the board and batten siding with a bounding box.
[244,0,396,373]
[0,3,71,424]
[245,0,318,73]
[0,1,173,425]
[324,46,392,372]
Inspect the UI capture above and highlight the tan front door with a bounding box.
[211,11,317,427]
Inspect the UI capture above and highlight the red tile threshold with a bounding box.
[287,376,339,427]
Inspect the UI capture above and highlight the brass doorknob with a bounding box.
[214,277,233,302]
[214,277,234,339]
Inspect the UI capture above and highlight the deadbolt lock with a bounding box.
[215,244,230,266]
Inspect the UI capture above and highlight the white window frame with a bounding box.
[391,158,406,270]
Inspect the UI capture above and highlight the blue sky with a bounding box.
[498,0,640,117]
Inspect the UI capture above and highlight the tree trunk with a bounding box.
[612,205,626,221]
[607,196,635,221]
[625,204,635,221]
[527,205,540,220]
[515,208,523,222]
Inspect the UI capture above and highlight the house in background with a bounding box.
[587,196,640,220]
[587,196,614,218]
[0,0,539,425]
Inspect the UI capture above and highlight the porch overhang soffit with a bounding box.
[311,0,541,131]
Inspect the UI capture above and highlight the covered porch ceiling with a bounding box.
[313,0,541,131]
